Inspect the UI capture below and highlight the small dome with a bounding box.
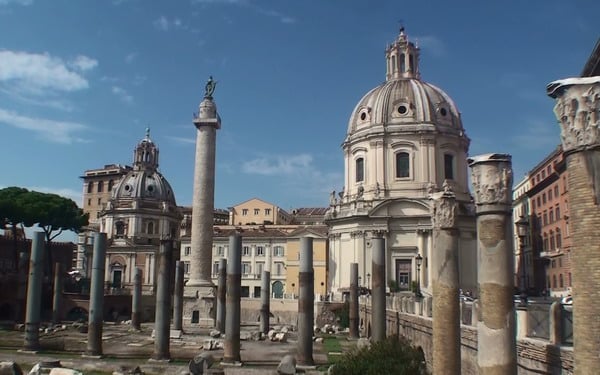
[347,78,463,135]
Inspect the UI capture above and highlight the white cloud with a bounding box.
[415,35,446,57]
[257,8,296,24]
[70,55,98,72]
[125,52,137,64]
[0,50,96,95]
[153,16,170,31]
[0,0,33,5]
[242,154,313,175]
[167,136,195,145]
[0,107,89,144]
[112,86,133,104]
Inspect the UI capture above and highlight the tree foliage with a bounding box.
[0,187,88,273]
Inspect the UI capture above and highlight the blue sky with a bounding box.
[0,0,598,216]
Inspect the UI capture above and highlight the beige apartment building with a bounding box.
[81,164,132,226]
[229,198,293,225]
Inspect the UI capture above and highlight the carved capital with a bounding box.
[431,184,458,229]
[468,154,513,206]
[548,80,600,153]
[371,229,387,238]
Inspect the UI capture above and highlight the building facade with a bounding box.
[512,175,533,293]
[229,198,293,226]
[325,28,477,300]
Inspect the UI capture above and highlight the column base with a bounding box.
[183,285,216,328]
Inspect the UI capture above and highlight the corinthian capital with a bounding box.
[431,181,458,229]
[547,77,600,153]
[468,154,513,207]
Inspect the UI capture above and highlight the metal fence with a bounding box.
[527,302,551,340]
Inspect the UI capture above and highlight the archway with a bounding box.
[272,281,284,298]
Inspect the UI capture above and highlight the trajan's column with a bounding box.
[184,77,221,327]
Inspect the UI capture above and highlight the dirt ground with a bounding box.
[0,322,336,374]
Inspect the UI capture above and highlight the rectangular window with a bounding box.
[537,197,541,207]
[273,246,284,257]
[184,262,190,274]
[396,152,410,178]
[213,262,219,276]
[243,246,251,256]
[265,208,271,215]
[275,262,284,276]
[542,193,547,204]
[256,246,264,256]
[242,209,248,216]
[554,185,559,197]
[97,181,104,193]
[542,170,546,179]
[256,262,264,276]
[549,211,554,223]
[87,198,91,206]
[551,260,556,268]
[97,198,102,205]
[217,246,224,256]
[543,212,548,226]
[395,259,412,291]
[443,154,454,180]
[555,206,560,220]
[355,157,364,182]
[242,262,251,275]
[548,189,553,201]
[254,208,260,215]
[185,246,191,256]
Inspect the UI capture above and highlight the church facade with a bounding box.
[325,28,477,300]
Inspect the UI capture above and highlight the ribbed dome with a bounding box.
[111,169,177,206]
[347,78,463,135]
[109,129,177,208]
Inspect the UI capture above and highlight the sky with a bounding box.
[0,0,598,218]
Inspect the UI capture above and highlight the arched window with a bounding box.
[409,54,414,72]
[115,221,125,238]
[552,275,557,288]
[108,180,114,191]
[97,181,104,193]
[543,233,548,251]
[391,55,397,73]
[355,158,364,182]
[147,221,154,234]
[549,230,555,250]
[400,53,406,72]
[556,229,562,249]
[559,274,564,288]
[396,152,410,178]
[87,182,94,193]
[444,154,454,180]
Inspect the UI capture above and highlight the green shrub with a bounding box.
[329,335,427,375]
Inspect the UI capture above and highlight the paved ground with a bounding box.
[0,322,337,374]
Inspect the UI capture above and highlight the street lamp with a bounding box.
[516,216,529,306]
[415,254,423,298]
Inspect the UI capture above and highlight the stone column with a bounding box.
[260,270,271,335]
[23,232,44,351]
[468,154,516,374]
[547,77,600,374]
[349,262,359,339]
[216,258,227,333]
[224,234,242,365]
[431,184,460,375]
[52,262,64,324]
[297,237,315,368]
[371,232,386,342]
[86,232,107,357]
[184,84,221,327]
[131,267,142,331]
[173,260,184,331]
[152,238,173,361]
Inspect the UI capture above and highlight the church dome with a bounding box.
[347,28,463,137]
[110,129,177,207]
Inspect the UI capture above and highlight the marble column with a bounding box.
[260,270,271,335]
[431,183,460,375]
[216,258,227,333]
[52,262,64,324]
[173,260,184,331]
[23,232,44,351]
[184,79,221,327]
[547,77,600,374]
[371,232,386,342]
[297,237,315,368]
[87,233,107,357]
[152,238,173,361]
[468,154,516,375]
[224,234,242,365]
[349,263,359,339]
[131,267,142,331]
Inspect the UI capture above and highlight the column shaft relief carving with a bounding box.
[468,154,513,206]
[548,80,600,153]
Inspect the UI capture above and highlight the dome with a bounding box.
[346,27,464,137]
[347,79,463,135]
[109,129,177,208]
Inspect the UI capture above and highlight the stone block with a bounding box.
[275,332,288,343]
[189,353,215,375]
[48,369,83,375]
[277,354,296,375]
[0,362,23,375]
[208,330,221,338]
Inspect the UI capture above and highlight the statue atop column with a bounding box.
[204,76,217,99]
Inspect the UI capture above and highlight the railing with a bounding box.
[527,302,551,340]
